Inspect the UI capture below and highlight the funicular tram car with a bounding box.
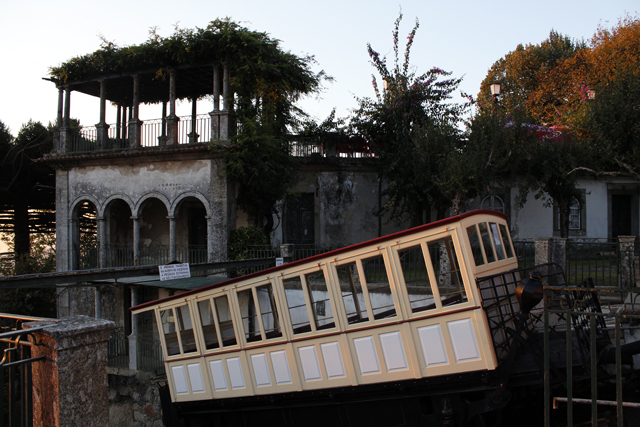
[131,210,557,426]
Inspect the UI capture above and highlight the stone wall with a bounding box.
[108,375,165,427]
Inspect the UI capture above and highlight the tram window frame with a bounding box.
[195,293,238,352]
[281,266,338,336]
[235,282,284,345]
[332,249,399,328]
[158,303,199,358]
[465,221,516,268]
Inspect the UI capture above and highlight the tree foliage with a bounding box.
[353,14,468,225]
[0,120,55,263]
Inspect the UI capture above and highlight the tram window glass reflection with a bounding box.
[305,270,335,330]
[256,284,282,339]
[336,262,369,324]
[398,245,436,313]
[160,308,180,356]
[427,237,467,306]
[478,223,497,263]
[490,223,506,260]
[361,255,396,319]
[238,289,261,342]
[466,225,486,266]
[197,300,220,350]
[214,295,237,346]
[283,276,312,334]
[499,224,514,258]
[177,305,197,353]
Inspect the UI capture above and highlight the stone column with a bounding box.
[534,238,551,266]
[158,101,168,146]
[209,63,231,145]
[128,286,139,371]
[97,216,107,268]
[96,80,109,150]
[168,216,176,262]
[132,216,140,266]
[166,69,179,145]
[53,86,64,153]
[206,215,214,263]
[188,98,199,143]
[25,315,115,427]
[60,87,72,153]
[618,236,636,288]
[128,75,143,148]
[70,217,80,271]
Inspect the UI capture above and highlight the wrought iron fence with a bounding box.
[106,244,134,268]
[566,240,620,287]
[543,282,640,427]
[107,327,130,368]
[176,245,208,264]
[137,336,165,376]
[80,244,98,269]
[513,239,536,269]
[0,314,53,427]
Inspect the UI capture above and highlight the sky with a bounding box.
[1,0,637,135]
[0,0,637,252]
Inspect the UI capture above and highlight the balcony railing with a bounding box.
[65,116,376,158]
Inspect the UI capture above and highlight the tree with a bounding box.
[0,120,55,268]
[354,14,468,225]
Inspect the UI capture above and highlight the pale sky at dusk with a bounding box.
[0,0,637,253]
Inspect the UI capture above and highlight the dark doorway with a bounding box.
[188,207,208,263]
[285,193,315,244]
[612,194,632,237]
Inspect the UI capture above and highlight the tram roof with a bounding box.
[131,209,507,312]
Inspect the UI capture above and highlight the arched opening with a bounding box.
[139,198,170,265]
[72,200,98,270]
[105,199,133,267]
[175,197,208,264]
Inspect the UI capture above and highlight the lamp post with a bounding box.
[490,82,501,103]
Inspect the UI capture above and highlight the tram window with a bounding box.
[177,305,197,354]
[197,300,220,350]
[398,245,436,313]
[160,309,180,356]
[256,284,282,339]
[478,223,497,263]
[214,295,237,346]
[428,237,467,306]
[283,277,312,334]
[499,224,515,258]
[490,223,506,260]
[361,255,396,319]
[336,262,369,324]
[305,270,335,330]
[466,225,486,266]
[238,289,261,342]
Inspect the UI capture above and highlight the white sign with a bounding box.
[276,257,284,266]
[159,263,191,281]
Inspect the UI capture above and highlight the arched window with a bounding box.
[481,195,505,213]
[557,198,581,230]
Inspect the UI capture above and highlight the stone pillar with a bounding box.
[166,69,179,145]
[25,315,115,427]
[132,216,140,266]
[209,63,231,145]
[188,98,199,143]
[618,236,636,288]
[97,216,107,268]
[168,216,176,262]
[158,101,168,146]
[128,75,143,148]
[70,217,80,271]
[53,86,64,153]
[206,215,213,263]
[94,287,102,318]
[60,87,72,153]
[96,80,109,150]
[128,287,139,371]
[534,238,551,266]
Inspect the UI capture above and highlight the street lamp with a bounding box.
[490,82,501,98]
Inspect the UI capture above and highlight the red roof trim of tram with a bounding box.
[130,209,506,311]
